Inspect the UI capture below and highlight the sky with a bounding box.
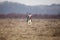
[0,0,60,6]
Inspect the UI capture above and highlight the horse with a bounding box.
[27,14,32,25]
[27,19,32,25]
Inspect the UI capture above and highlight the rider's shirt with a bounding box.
[28,15,32,19]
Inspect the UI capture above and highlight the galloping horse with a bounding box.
[27,13,32,25]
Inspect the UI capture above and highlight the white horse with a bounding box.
[27,14,32,25]
[28,19,32,25]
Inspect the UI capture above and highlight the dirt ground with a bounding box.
[0,18,60,40]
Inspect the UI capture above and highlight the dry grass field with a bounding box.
[0,18,60,40]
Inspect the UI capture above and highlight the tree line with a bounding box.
[0,13,60,19]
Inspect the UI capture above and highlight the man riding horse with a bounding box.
[27,13,32,25]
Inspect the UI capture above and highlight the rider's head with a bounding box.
[28,13,31,15]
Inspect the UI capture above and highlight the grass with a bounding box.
[0,18,60,40]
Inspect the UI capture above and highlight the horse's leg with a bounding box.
[28,20,30,25]
[27,19,32,25]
